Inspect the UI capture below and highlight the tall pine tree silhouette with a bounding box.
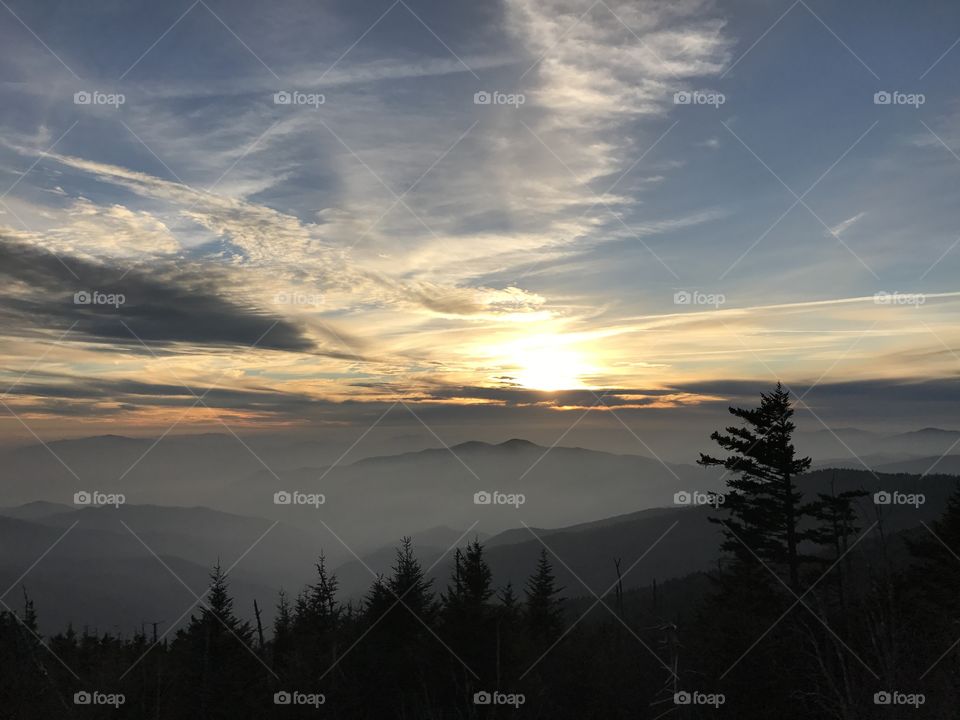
[442,539,495,688]
[698,382,815,591]
[524,548,564,646]
[169,563,264,719]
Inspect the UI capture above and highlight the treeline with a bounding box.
[1,541,675,718]
[2,383,960,718]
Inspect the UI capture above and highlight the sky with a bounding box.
[1,0,960,447]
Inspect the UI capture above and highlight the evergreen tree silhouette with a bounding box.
[359,538,440,717]
[907,484,960,616]
[698,381,815,591]
[168,563,266,719]
[442,539,495,690]
[524,548,564,646]
[271,588,293,674]
[288,553,341,695]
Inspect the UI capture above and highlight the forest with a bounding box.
[2,384,958,719]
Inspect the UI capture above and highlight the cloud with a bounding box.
[45,198,181,258]
[827,211,865,237]
[0,236,314,352]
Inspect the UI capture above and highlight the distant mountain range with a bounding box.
[220,438,727,544]
[332,467,960,600]
[2,430,959,634]
[804,427,960,468]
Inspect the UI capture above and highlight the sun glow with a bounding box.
[509,336,591,391]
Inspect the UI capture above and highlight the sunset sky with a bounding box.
[1,0,959,443]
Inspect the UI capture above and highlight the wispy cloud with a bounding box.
[827,211,865,237]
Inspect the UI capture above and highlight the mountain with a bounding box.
[2,464,958,633]
[0,503,338,632]
[874,455,960,476]
[0,432,467,509]
[34,504,342,583]
[222,439,725,547]
[0,500,73,520]
[805,427,960,469]
[332,467,960,599]
[0,513,275,635]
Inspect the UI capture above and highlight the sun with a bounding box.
[510,338,590,391]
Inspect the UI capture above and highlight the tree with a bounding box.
[359,538,440,718]
[524,549,564,646]
[808,474,868,608]
[386,536,436,621]
[289,553,341,687]
[271,589,293,673]
[906,484,960,613]
[698,382,816,591]
[443,540,493,614]
[168,563,266,719]
[442,540,496,687]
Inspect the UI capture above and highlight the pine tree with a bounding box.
[906,484,960,610]
[169,563,265,719]
[359,539,440,718]
[495,582,522,686]
[387,536,436,621]
[698,382,816,591]
[271,589,293,673]
[295,553,341,637]
[291,553,341,682]
[442,540,495,687]
[524,549,564,645]
[809,481,867,560]
[443,540,493,614]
